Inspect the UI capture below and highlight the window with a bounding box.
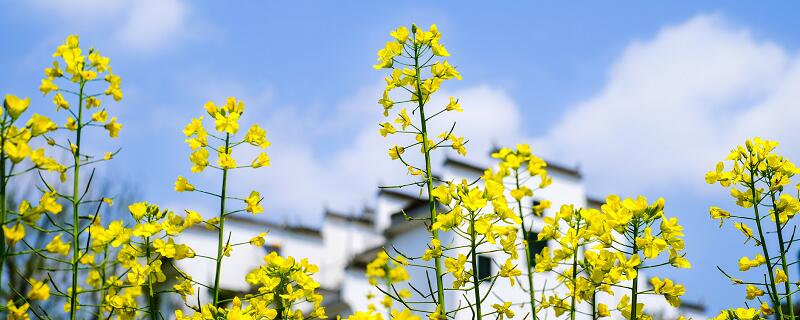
[527,232,548,264]
[477,255,492,281]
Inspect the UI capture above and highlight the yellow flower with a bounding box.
[174,278,194,301]
[635,227,668,259]
[461,187,487,212]
[40,78,59,95]
[4,94,30,119]
[709,206,731,227]
[216,151,237,170]
[184,116,204,136]
[46,234,70,255]
[190,148,210,172]
[761,302,774,316]
[245,124,271,148]
[738,254,765,271]
[5,141,31,163]
[104,74,123,101]
[53,93,70,110]
[65,117,78,130]
[215,112,240,134]
[390,26,409,43]
[85,96,101,108]
[775,268,788,283]
[7,300,30,320]
[388,145,405,160]
[252,152,271,168]
[394,108,412,130]
[745,284,764,300]
[26,278,50,301]
[650,277,685,307]
[245,191,264,214]
[491,302,514,320]
[597,303,611,317]
[734,308,759,320]
[445,96,461,112]
[91,110,108,123]
[104,117,122,137]
[3,223,25,245]
[422,239,442,261]
[26,114,58,136]
[498,259,522,286]
[37,191,62,214]
[174,176,195,192]
[250,232,268,246]
[379,122,396,137]
[734,222,754,242]
[128,202,148,220]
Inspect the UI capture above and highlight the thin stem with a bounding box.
[212,133,230,307]
[770,189,795,320]
[0,116,7,309]
[145,236,158,320]
[413,38,447,317]
[570,217,581,320]
[514,169,537,320]
[69,79,86,320]
[748,173,783,315]
[468,211,482,320]
[630,219,639,320]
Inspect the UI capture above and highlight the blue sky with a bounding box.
[3,0,800,312]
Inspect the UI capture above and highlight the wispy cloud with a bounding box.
[27,0,198,54]
[535,13,794,196]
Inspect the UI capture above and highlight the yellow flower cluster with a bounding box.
[372,24,467,320]
[533,195,689,320]
[171,98,330,320]
[198,252,328,320]
[0,34,131,320]
[375,24,465,164]
[488,144,552,320]
[707,137,800,319]
[364,250,411,312]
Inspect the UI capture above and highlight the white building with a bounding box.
[176,154,706,320]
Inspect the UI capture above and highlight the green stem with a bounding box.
[468,211,482,320]
[69,80,86,320]
[413,39,446,317]
[0,117,7,308]
[630,220,639,320]
[769,189,795,319]
[212,133,230,307]
[145,236,158,320]
[570,216,581,320]
[385,276,393,320]
[748,172,783,316]
[513,169,538,320]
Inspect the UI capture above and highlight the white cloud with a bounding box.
[534,13,798,196]
[26,0,193,53]
[114,0,189,52]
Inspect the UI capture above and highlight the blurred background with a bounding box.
[2,1,800,311]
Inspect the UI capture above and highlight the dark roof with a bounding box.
[383,198,432,237]
[377,188,421,201]
[346,245,385,269]
[679,300,706,313]
[389,199,428,223]
[222,214,322,237]
[586,196,604,209]
[444,155,581,178]
[324,209,373,225]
